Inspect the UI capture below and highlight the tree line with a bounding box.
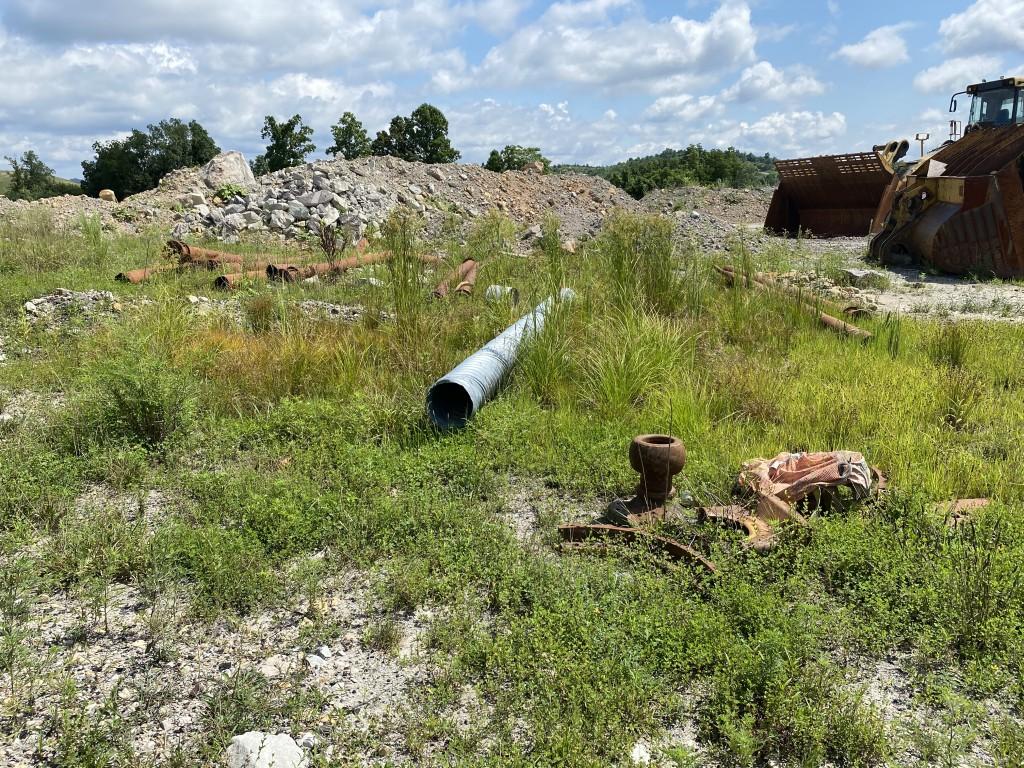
[3,106,777,203]
[556,146,778,199]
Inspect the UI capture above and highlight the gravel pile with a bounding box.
[640,185,773,252]
[2,152,635,246]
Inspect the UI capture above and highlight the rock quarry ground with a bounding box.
[1,155,1023,768]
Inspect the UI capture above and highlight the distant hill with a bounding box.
[0,170,82,200]
[554,145,778,199]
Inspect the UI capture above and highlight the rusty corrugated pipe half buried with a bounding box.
[427,288,574,429]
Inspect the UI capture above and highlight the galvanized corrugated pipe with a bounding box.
[427,288,575,429]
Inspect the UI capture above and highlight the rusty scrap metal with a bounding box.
[558,524,717,574]
[765,140,909,237]
[115,265,172,284]
[433,259,479,298]
[213,264,272,290]
[698,506,777,552]
[165,240,244,265]
[715,265,872,341]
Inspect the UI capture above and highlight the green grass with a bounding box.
[1,209,1023,766]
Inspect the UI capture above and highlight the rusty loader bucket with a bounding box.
[765,143,906,237]
[870,126,1024,278]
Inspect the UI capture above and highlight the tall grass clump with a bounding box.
[927,321,972,369]
[464,209,516,262]
[580,309,689,413]
[382,210,426,332]
[538,213,566,295]
[598,211,681,313]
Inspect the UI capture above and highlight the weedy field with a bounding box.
[1,208,1023,767]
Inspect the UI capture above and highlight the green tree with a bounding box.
[4,151,77,201]
[484,145,550,173]
[80,118,221,200]
[327,112,371,160]
[370,104,460,164]
[251,114,316,175]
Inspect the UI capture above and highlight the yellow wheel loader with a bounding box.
[869,77,1024,277]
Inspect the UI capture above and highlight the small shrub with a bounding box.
[362,617,402,654]
[215,183,248,201]
[61,350,198,452]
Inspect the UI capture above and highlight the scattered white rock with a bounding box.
[224,732,308,768]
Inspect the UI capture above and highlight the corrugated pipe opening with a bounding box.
[427,381,475,430]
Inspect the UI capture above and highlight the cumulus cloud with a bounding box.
[834,24,911,68]
[913,54,1003,93]
[938,0,1024,55]
[436,0,757,92]
[721,61,825,102]
[645,94,724,122]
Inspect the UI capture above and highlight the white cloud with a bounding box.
[645,94,724,121]
[721,61,825,102]
[913,54,1003,93]
[938,0,1024,55]
[693,111,848,155]
[834,24,911,68]
[439,0,757,92]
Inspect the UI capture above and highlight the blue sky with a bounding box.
[1,0,1022,178]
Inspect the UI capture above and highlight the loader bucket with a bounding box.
[870,125,1024,278]
[765,151,897,237]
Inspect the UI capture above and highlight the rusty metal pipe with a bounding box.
[433,259,479,298]
[166,240,244,264]
[214,270,268,290]
[716,265,872,341]
[115,265,172,284]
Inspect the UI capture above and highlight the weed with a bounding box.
[362,617,402,654]
[59,347,197,452]
[0,554,45,707]
[598,211,681,313]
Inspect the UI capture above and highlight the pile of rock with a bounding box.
[23,289,122,327]
[167,153,635,245]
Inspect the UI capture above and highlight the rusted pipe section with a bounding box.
[266,252,392,282]
[214,264,273,290]
[716,265,872,341]
[185,255,244,270]
[433,259,479,298]
[558,524,717,574]
[115,265,172,284]
[166,240,243,264]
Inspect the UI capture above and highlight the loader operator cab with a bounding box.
[950,77,1024,133]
